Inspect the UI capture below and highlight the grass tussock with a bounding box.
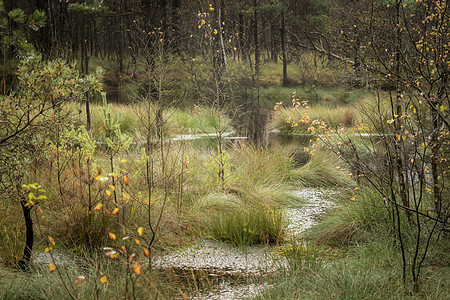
[268,105,362,134]
[209,203,284,247]
[292,150,354,187]
[305,189,392,245]
[259,238,449,300]
[188,142,304,246]
[229,142,294,188]
[259,187,450,299]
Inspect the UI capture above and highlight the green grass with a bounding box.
[260,240,449,299]
[258,188,450,299]
[304,189,391,245]
[187,142,304,247]
[0,200,24,268]
[208,202,284,247]
[255,52,352,88]
[66,101,232,142]
[292,150,355,187]
[268,103,364,134]
[228,142,295,188]
[187,142,353,247]
[0,257,215,299]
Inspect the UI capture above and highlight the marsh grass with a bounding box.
[209,203,284,247]
[292,150,354,188]
[258,241,449,300]
[305,189,392,246]
[66,101,232,142]
[0,201,24,267]
[229,142,294,188]
[0,131,352,271]
[268,105,363,134]
[0,258,217,300]
[188,142,305,246]
[194,141,357,246]
[258,188,450,299]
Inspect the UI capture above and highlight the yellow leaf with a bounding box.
[137,227,144,236]
[123,175,129,186]
[95,175,108,182]
[94,203,103,211]
[112,207,119,215]
[134,238,141,246]
[105,190,112,197]
[132,262,141,275]
[350,197,356,201]
[75,276,85,284]
[108,185,116,191]
[106,250,119,259]
[100,275,108,284]
[45,247,53,253]
[48,263,56,273]
[142,247,150,258]
[48,236,56,246]
[109,233,117,240]
[123,193,131,201]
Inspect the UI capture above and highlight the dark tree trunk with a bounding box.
[83,15,91,135]
[430,102,441,218]
[270,20,278,63]
[352,0,361,87]
[171,0,181,50]
[250,0,263,144]
[280,9,287,86]
[253,0,260,75]
[17,200,34,270]
[238,12,245,61]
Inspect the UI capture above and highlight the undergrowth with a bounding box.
[259,188,450,299]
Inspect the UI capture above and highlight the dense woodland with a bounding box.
[0,0,449,299]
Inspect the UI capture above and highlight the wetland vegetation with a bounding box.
[0,0,449,299]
